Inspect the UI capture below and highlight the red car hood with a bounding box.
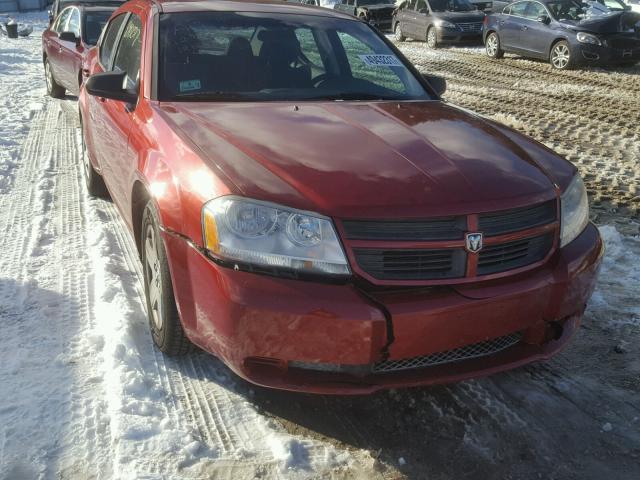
[159,101,561,218]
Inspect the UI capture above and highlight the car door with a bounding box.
[414,0,430,40]
[520,1,553,57]
[100,13,144,211]
[85,12,128,198]
[45,7,72,80]
[498,1,530,50]
[57,7,82,92]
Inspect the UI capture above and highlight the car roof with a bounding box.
[153,0,355,20]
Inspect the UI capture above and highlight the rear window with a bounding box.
[158,12,431,102]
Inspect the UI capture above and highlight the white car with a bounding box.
[624,0,640,12]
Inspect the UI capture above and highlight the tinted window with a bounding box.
[54,7,72,34]
[83,11,112,46]
[67,8,80,36]
[415,0,427,10]
[113,15,142,89]
[524,2,547,17]
[99,13,127,68]
[158,12,431,102]
[508,1,530,15]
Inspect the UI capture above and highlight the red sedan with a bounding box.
[79,0,603,394]
[42,4,115,97]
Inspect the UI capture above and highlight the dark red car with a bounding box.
[42,4,115,97]
[79,0,603,394]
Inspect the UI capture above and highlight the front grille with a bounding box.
[457,22,483,32]
[478,233,553,275]
[353,248,466,280]
[373,332,523,373]
[343,216,466,241]
[478,200,557,236]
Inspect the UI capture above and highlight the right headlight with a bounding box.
[202,196,351,277]
[560,174,589,247]
[434,19,458,29]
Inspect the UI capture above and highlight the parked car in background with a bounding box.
[334,0,396,30]
[624,0,640,13]
[483,0,640,69]
[470,0,494,11]
[43,4,116,97]
[393,0,486,48]
[80,0,603,394]
[48,0,124,24]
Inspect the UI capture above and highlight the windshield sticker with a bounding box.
[179,79,202,92]
[358,54,404,67]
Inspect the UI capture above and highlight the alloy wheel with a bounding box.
[427,28,437,49]
[145,223,164,331]
[551,44,570,69]
[395,24,404,42]
[486,34,498,57]
[45,62,53,93]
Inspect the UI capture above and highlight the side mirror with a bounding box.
[537,14,550,24]
[59,31,79,45]
[85,71,138,104]
[424,74,446,96]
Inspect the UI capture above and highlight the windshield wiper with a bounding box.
[306,92,397,101]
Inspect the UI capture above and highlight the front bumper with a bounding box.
[575,43,640,66]
[437,27,483,44]
[164,223,603,394]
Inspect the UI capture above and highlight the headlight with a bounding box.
[576,32,602,46]
[202,196,350,276]
[434,19,458,29]
[560,175,589,247]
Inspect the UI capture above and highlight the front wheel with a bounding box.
[550,41,573,70]
[142,201,193,356]
[44,59,65,98]
[485,32,504,59]
[426,27,439,49]
[394,23,406,42]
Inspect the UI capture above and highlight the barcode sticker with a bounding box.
[358,54,403,67]
[179,79,202,92]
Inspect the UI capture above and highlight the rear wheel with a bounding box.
[142,201,193,356]
[44,59,65,98]
[485,32,504,59]
[80,121,109,198]
[394,23,406,42]
[426,26,438,49]
[550,41,573,70]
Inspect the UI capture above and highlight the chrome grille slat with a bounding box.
[457,22,483,32]
[373,332,523,373]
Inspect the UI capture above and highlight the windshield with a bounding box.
[547,0,625,19]
[158,12,431,102]
[428,0,477,12]
[83,11,111,45]
[546,0,585,19]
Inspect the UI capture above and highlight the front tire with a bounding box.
[44,59,65,98]
[550,41,573,70]
[142,201,193,356]
[394,23,406,42]
[485,32,504,59]
[426,26,438,49]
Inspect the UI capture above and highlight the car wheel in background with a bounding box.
[394,23,406,42]
[485,32,504,59]
[426,26,438,49]
[550,41,573,70]
[44,59,65,98]
[142,201,194,356]
[81,121,109,198]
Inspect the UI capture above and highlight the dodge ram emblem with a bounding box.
[465,233,483,253]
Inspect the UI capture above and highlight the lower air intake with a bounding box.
[373,331,523,373]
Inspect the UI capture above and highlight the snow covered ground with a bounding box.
[1,12,639,480]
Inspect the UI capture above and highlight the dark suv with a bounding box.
[393,0,486,48]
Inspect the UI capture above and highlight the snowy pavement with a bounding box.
[1,12,639,480]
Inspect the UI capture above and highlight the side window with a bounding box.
[295,28,325,78]
[67,8,80,36]
[99,13,127,68]
[524,2,546,18]
[112,15,142,89]
[509,1,530,16]
[503,5,511,14]
[53,8,71,34]
[415,0,427,10]
[337,31,405,93]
